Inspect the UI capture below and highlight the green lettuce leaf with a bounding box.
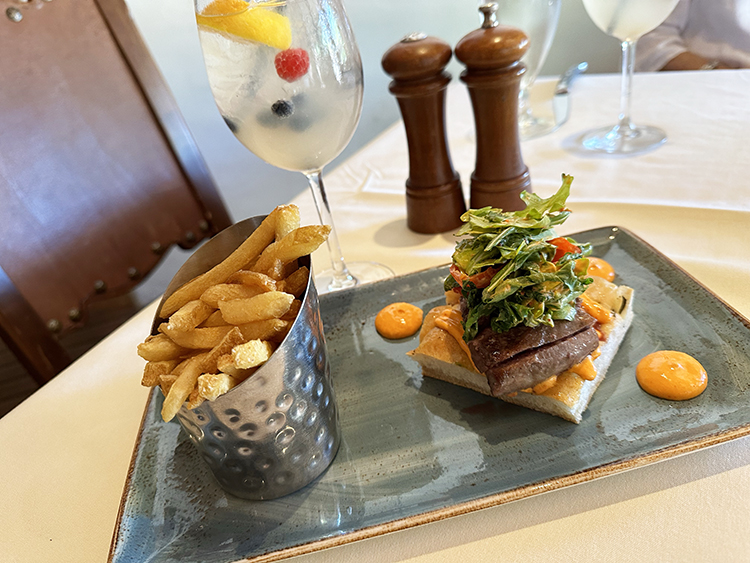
[447,174,592,340]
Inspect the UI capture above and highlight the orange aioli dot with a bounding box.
[375,302,423,340]
[587,257,616,282]
[636,351,708,401]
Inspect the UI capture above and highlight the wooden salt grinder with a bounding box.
[455,3,532,210]
[382,34,466,234]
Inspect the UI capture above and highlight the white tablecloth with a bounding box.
[304,71,750,317]
[2,70,750,563]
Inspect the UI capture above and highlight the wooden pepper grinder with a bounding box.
[455,3,532,211]
[382,33,466,234]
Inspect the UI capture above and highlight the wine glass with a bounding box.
[492,0,562,140]
[194,0,394,291]
[579,0,680,153]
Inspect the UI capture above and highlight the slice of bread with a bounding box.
[407,277,635,423]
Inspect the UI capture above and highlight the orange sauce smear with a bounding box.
[434,309,479,372]
[636,351,708,400]
[587,257,616,282]
[375,302,423,340]
[580,293,614,325]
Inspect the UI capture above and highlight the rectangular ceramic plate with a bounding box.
[109,226,750,563]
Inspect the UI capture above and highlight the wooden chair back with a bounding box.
[0,0,232,384]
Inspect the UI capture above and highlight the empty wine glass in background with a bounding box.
[194,0,394,291]
[579,0,680,153]
[489,0,562,140]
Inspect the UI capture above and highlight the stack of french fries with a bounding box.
[137,205,330,422]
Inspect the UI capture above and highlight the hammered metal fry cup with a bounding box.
[152,216,340,500]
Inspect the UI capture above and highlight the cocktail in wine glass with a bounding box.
[492,0,562,140]
[580,0,679,153]
[194,0,393,291]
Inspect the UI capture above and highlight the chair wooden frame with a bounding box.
[0,0,232,386]
[94,0,231,230]
[0,265,73,381]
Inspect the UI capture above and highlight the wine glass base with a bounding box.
[580,124,666,154]
[519,113,558,140]
[316,261,395,294]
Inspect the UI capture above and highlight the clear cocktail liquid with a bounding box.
[198,1,363,173]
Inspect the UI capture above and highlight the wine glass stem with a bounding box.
[518,85,533,120]
[304,169,356,288]
[618,39,636,133]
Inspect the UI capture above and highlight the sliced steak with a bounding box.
[468,302,596,371]
[483,326,600,396]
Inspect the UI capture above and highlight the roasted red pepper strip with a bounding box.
[450,264,500,291]
[549,237,580,262]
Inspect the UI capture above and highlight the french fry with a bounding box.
[252,225,331,278]
[167,300,214,332]
[172,355,193,376]
[159,374,178,396]
[265,258,286,281]
[200,283,263,308]
[160,356,198,395]
[159,205,295,317]
[159,323,234,349]
[243,255,259,271]
[142,359,180,387]
[143,204,327,412]
[274,204,301,240]
[161,328,244,421]
[281,299,302,321]
[216,353,257,381]
[232,340,275,369]
[278,266,309,297]
[137,334,189,362]
[216,354,250,379]
[202,330,246,373]
[219,291,294,324]
[282,261,300,280]
[237,318,291,341]
[161,354,203,420]
[200,310,226,327]
[186,386,205,410]
[226,270,278,292]
[198,373,238,401]
[216,353,237,373]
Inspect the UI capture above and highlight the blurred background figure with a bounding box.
[636,0,750,71]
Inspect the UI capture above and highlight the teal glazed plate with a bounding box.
[109,226,750,563]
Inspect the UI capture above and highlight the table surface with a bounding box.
[2,70,750,563]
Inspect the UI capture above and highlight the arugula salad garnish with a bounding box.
[444,175,592,341]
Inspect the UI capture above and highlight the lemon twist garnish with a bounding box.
[197,0,292,50]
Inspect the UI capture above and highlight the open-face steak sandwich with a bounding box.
[408,175,634,423]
